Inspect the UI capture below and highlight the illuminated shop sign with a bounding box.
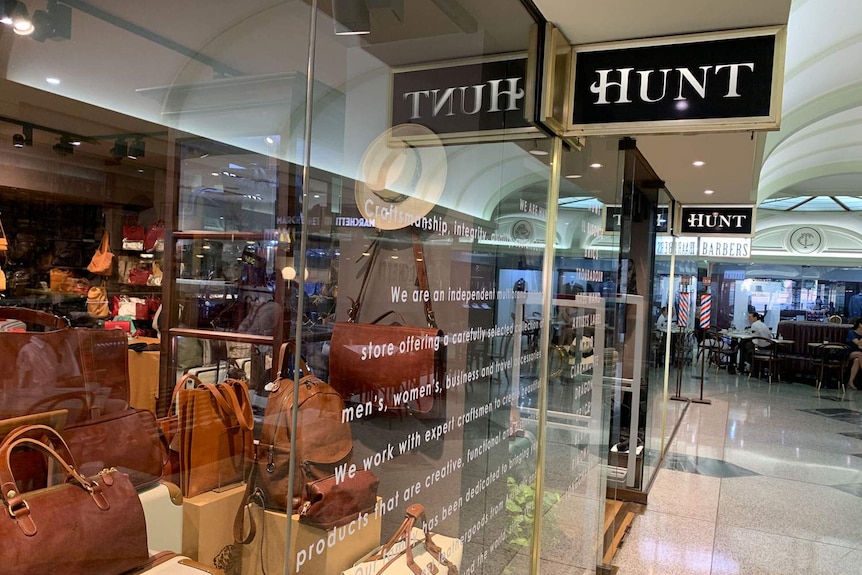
[567,27,785,135]
[391,54,537,142]
[698,237,751,258]
[603,204,671,233]
[655,237,697,256]
[676,205,755,236]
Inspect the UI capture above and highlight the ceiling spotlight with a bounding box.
[565,174,583,179]
[12,134,24,148]
[8,1,33,35]
[52,135,74,156]
[128,137,145,159]
[589,162,603,169]
[692,160,705,167]
[110,137,128,159]
[704,189,715,195]
[332,0,371,35]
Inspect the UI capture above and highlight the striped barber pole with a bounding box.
[677,292,689,327]
[699,294,712,329]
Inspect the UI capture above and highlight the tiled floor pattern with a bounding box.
[612,366,862,575]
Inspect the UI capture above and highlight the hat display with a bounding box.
[356,123,447,231]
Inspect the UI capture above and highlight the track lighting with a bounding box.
[110,137,128,159]
[52,135,74,156]
[12,134,24,148]
[31,0,71,42]
[7,0,33,35]
[127,137,145,159]
[11,125,32,148]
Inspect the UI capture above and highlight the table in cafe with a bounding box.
[721,331,794,379]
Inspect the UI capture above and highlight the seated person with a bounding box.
[654,306,669,364]
[738,312,771,373]
[845,318,862,390]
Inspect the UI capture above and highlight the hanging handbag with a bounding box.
[329,232,446,415]
[128,264,152,286]
[87,285,111,318]
[178,378,254,498]
[87,230,114,276]
[49,267,72,291]
[0,424,150,575]
[64,408,168,491]
[0,263,5,293]
[122,223,146,251]
[342,504,462,575]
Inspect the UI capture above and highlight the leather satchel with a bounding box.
[299,469,379,530]
[343,504,462,575]
[329,233,446,415]
[178,378,254,498]
[64,408,168,490]
[0,424,150,575]
[87,230,114,276]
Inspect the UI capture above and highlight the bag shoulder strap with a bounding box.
[348,231,436,328]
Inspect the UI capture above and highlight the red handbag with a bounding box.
[123,224,146,241]
[127,265,152,286]
[144,221,165,252]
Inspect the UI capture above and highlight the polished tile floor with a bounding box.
[613,367,862,575]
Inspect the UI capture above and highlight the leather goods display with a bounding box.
[87,230,114,276]
[0,424,150,575]
[299,469,380,530]
[178,378,254,498]
[330,234,445,414]
[123,224,146,241]
[0,309,130,425]
[128,264,153,286]
[87,285,111,318]
[343,504,462,575]
[0,262,5,293]
[64,408,167,490]
[250,342,354,513]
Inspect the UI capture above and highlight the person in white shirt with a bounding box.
[738,311,771,372]
[655,306,669,333]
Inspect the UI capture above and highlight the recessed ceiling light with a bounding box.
[137,169,144,173]
[692,160,705,167]
[704,189,715,195]
[565,174,583,179]
[589,162,603,169]
[265,136,275,145]
[529,149,549,156]
[211,172,219,176]
[46,77,60,85]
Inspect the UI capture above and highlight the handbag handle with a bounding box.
[199,380,254,432]
[0,423,78,473]
[348,231,437,329]
[371,504,460,575]
[97,230,111,254]
[0,307,69,330]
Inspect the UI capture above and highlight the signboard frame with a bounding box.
[565,26,786,136]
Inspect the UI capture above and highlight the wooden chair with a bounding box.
[749,336,780,384]
[811,343,850,393]
[698,331,738,373]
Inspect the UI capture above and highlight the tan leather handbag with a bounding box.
[87,230,114,276]
[87,285,111,318]
[178,378,254,498]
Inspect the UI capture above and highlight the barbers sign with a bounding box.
[567,27,785,135]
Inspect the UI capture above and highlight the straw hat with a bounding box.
[356,123,447,230]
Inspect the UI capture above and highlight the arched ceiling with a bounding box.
[758,0,862,204]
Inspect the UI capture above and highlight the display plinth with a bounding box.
[182,484,246,565]
[241,498,382,575]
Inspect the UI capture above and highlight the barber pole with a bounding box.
[677,292,689,328]
[699,294,712,329]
